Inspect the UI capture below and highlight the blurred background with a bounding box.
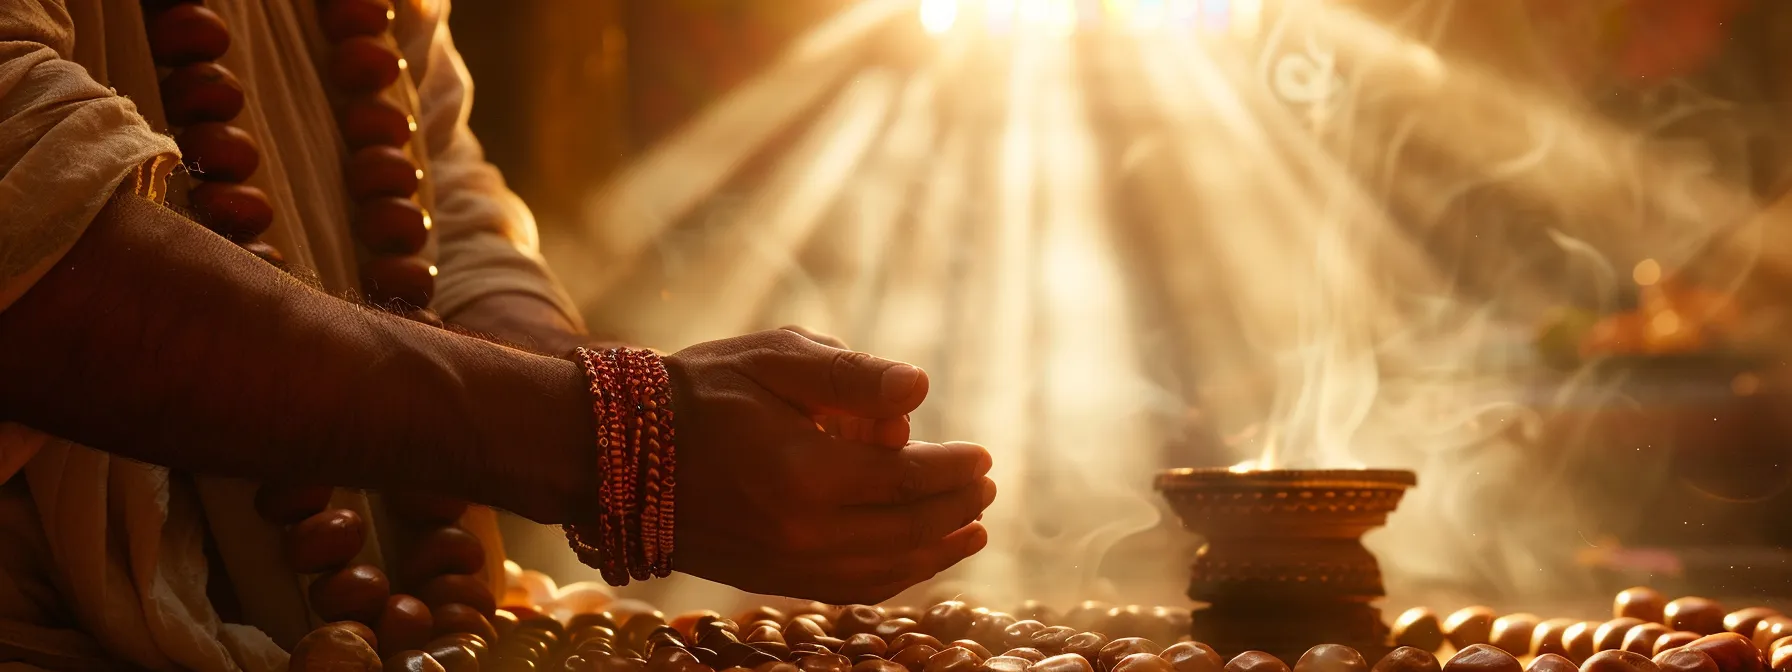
[452,0,1792,618]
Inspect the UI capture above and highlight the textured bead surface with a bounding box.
[360,255,435,308]
[341,98,414,149]
[354,197,430,255]
[190,182,274,240]
[147,4,230,66]
[161,62,246,127]
[346,145,422,199]
[178,122,261,183]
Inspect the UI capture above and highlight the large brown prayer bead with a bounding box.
[321,0,394,42]
[1601,621,1651,653]
[423,641,480,672]
[1626,627,1674,656]
[190,182,274,240]
[347,145,422,199]
[1527,655,1577,672]
[147,4,230,66]
[1655,650,1720,672]
[1492,615,1542,657]
[361,255,436,308]
[1727,612,1780,638]
[285,508,366,573]
[1682,634,1764,672]
[384,650,448,672]
[1373,648,1442,672]
[925,602,976,642]
[330,37,403,94]
[401,526,486,586]
[840,634,888,659]
[378,594,436,655]
[341,98,415,149]
[161,62,245,126]
[332,620,381,652]
[1293,645,1368,672]
[1098,638,1163,671]
[256,484,335,525]
[1163,642,1224,672]
[1757,620,1792,653]
[433,603,498,642]
[1113,654,1177,672]
[1535,620,1580,658]
[1036,654,1098,672]
[927,647,985,672]
[416,573,495,616]
[839,607,886,638]
[242,239,285,265]
[1445,645,1521,672]
[178,122,260,183]
[354,197,429,255]
[1617,589,1669,624]
[291,625,382,672]
[311,564,392,623]
[1565,622,1600,662]
[1657,634,1701,656]
[1583,651,1660,672]
[1395,608,1446,653]
[1667,601,1727,637]
[979,658,1032,672]
[1447,608,1498,650]
[1227,652,1291,672]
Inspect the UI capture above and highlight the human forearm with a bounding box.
[0,193,593,522]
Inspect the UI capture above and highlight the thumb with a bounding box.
[746,330,928,417]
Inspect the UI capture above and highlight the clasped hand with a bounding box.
[663,328,997,604]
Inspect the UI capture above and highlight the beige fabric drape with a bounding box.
[0,1,581,669]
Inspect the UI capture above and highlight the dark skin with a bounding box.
[0,192,994,604]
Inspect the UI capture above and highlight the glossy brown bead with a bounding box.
[488,609,520,639]
[1447,608,1499,650]
[1601,621,1651,653]
[178,122,260,183]
[433,604,497,642]
[1617,589,1669,624]
[785,619,827,647]
[311,564,392,623]
[1395,608,1446,653]
[1657,634,1702,656]
[1372,647,1442,672]
[255,484,335,525]
[378,594,436,655]
[1627,627,1675,656]
[879,619,924,640]
[285,508,366,573]
[330,37,402,94]
[355,197,430,255]
[1064,633,1109,662]
[1757,619,1792,653]
[1534,620,1580,658]
[161,62,245,126]
[1113,654,1177,672]
[925,603,976,642]
[839,607,885,638]
[1029,628,1077,654]
[1667,601,1728,637]
[385,492,467,525]
[1163,643,1224,672]
[572,613,622,633]
[321,0,394,42]
[1101,607,1149,641]
[361,255,436,308]
[981,657,1034,672]
[341,97,414,149]
[332,620,382,652]
[756,663,799,672]
[928,647,986,672]
[1004,623,1049,652]
[1527,655,1576,672]
[953,641,995,661]
[1683,633,1764,672]
[242,239,285,265]
[190,182,274,240]
[1655,649,1720,672]
[1445,645,1521,672]
[1566,622,1601,663]
[1036,654,1099,672]
[1294,645,1368,672]
[385,650,447,672]
[1727,612,1780,638]
[800,654,854,672]
[292,624,383,672]
[415,573,494,615]
[423,641,480,672]
[857,660,909,672]
[1004,650,1048,664]
[147,3,230,66]
[840,634,888,659]
[400,526,485,586]
[1491,615,1541,657]
[648,646,701,672]
[1227,652,1291,672]
[1583,651,1659,672]
[1771,648,1792,672]
[894,646,942,672]
[1098,638,1162,672]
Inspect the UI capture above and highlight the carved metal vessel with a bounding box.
[1155,468,1418,663]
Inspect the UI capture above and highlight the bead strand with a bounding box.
[142,1,281,262]
[566,348,679,587]
[387,494,502,649]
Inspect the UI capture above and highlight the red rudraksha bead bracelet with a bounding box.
[566,347,677,586]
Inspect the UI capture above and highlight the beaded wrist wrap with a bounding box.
[567,347,677,586]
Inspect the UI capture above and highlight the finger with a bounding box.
[841,441,993,506]
[831,522,990,598]
[830,478,996,553]
[745,330,927,417]
[780,325,849,350]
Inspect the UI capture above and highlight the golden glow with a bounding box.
[1650,310,1680,337]
[426,265,439,278]
[920,0,959,34]
[1632,258,1662,286]
[924,0,1262,36]
[422,211,433,231]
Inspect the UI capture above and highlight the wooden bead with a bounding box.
[1617,588,1669,624]
[241,239,285,265]
[291,625,383,672]
[346,145,421,199]
[1447,608,1499,650]
[383,650,447,672]
[401,526,486,586]
[378,594,437,656]
[1491,614,1541,657]
[354,197,430,255]
[255,484,335,525]
[178,122,260,183]
[161,62,245,126]
[310,564,392,623]
[1683,633,1765,672]
[321,0,394,43]
[1666,600,1727,637]
[1601,620,1651,653]
[190,182,274,240]
[1534,619,1580,658]
[360,255,435,308]
[1726,610,1779,638]
[341,97,414,149]
[147,4,230,66]
[416,573,496,616]
[1394,608,1446,654]
[433,603,499,642]
[330,37,402,94]
[1656,633,1701,656]
[285,508,368,574]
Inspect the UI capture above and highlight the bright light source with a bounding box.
[920,0,959,34]
[1632,258,1662,286]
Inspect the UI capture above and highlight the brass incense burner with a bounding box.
[1155,468,1418,663]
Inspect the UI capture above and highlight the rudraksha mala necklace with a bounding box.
[139,0,681,656]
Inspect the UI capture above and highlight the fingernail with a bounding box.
[881,365,923,403]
